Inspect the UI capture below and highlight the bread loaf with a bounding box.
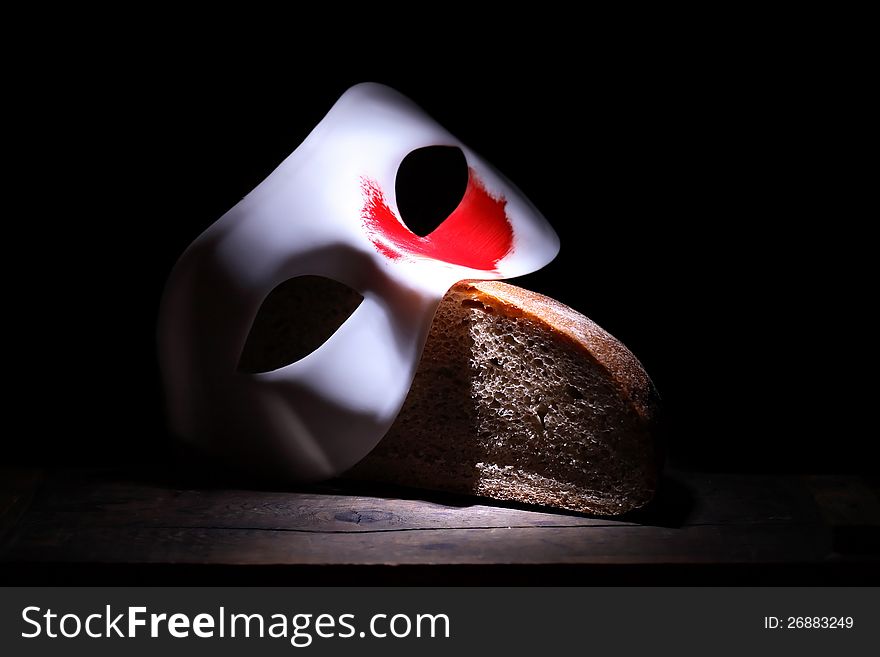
[349,280,661,515]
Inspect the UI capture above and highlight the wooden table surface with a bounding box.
[2,465,878,584]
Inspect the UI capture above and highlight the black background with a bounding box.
[9,27,873,476]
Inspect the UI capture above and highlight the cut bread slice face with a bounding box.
[349,280,661,515]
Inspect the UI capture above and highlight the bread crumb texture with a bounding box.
[350,281,661,515]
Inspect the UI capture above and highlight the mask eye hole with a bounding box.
[395,145,468,236]
[238,275,363,374]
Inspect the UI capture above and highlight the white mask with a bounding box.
[159,83,559,480]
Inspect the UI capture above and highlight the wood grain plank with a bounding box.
[804,475,880,555]
[0,466,841,567]
[16,480,629,533]
[674,472,823,525]
[805,475,880,527]
[7,468,823,535]
[3,523,832,566]
[0,467,42,546]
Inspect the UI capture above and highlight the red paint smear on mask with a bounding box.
[361,168,514,270]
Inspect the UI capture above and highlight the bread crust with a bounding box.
[460,281,659,422]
